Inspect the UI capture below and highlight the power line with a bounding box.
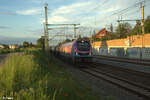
[123,6,140,16]
[111,0,146,16]
[85,0,149,27]
[73,0,108,24]
[123,9,141,19]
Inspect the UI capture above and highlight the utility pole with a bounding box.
[44,3,49,51]
[118,16,121,38]
[43,22,46,50]
[90,30,92,43]
[74,24,77,39]
[141,2,145,48]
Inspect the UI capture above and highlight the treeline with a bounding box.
[93,15,150,41]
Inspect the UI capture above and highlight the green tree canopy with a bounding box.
[23,41,29,48]
[116,22,132,38]
[2,44,9,49]
[145,16,150,33]
[37,37,45,48]
[91,15,150,42]
[130,20,142,35]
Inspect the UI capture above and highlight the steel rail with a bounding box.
[79,66,150,100]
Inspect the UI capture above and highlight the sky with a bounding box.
[0,0,150,45]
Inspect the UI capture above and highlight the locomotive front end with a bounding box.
[72,38,92,63]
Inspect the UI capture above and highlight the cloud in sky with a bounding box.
[39,0,142,39]
[16,8,42,15]
[26,28,43,36]
[16,0,141,26]
[41,0,131,25]
[104,7,120,13]
[1,0,148,40]
[0,12,16,16]
[49,16,69,23]
[0,26,11,29]
[31,0,48,4]
[44,0,141,26]
[44,1,92,24]
[53,1,91,15]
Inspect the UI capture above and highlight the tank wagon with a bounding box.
[56,38,92,64]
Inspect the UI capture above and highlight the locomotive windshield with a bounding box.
[77,40,90,51]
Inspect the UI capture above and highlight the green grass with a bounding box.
[0,48,24,54]
[0,49,112,100]
[0,49,10,54]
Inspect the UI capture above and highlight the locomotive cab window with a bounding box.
[77,41,90,51]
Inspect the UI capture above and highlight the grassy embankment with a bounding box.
[0,49,112,100]
[0,48,24,54]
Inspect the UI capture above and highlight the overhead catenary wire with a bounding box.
[84,0,149,28]
[84,0,150,37]
[48,0,150,46]
[73,0,109,24]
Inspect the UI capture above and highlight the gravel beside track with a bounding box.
[92,63,150,88]
[94,56,150,66]
[55,54,150,100]
[79,63,150,100]
[61,61,143,100]
[93,58,150,73]
[80,68,150,100]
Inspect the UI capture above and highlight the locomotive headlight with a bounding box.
[75,52,78,55]
[89,53,92,55]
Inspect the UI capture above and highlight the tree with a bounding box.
[2,44,9,49]
[23,41,29,48]
[37,36,45,49]
[130,20,142,35]
[116,22,132,38]
[129,16,150,35]
[29,42,33,47]
[145,16,150,33]
[109,23,113,33]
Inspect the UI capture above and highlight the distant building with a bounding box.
[9,44,19,49]
[0,45,4,49]
[95,28,107,38]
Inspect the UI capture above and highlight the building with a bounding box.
[9,44,19,49]
[0,45,4,49]
[95,28,107,38]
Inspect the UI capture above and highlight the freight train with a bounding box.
[53,37,93,64]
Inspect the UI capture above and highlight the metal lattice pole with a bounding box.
[44,3,49,51]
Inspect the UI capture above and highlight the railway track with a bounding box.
[78,63,150,100]
[93,63,150,87]
[94,56,150,66]
[57,54,150,99]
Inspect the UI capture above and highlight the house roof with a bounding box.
[0,45,4,48]
[96,28,107,34]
